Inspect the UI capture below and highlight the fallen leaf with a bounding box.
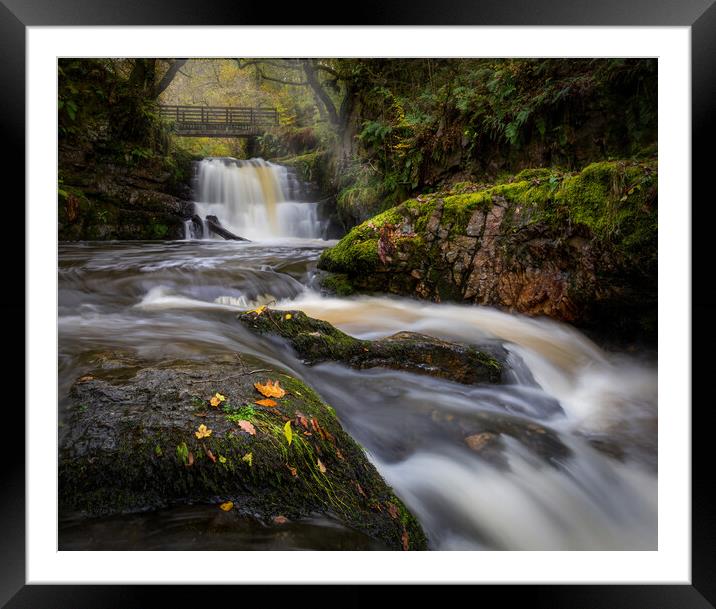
[303,431,312,436]
[219,501,234,511]
[237,420,256,436]
[246,304,267,315]
[402,529,410,551]
[286,464,297,477]
[219,455,227,464]
[387,502,399,520]
[284,313,292,320]
[255,398,278,408]
[203,444,217,463]
[317,458,326,474]
[195,424,212,439]
[242,452,253,467]
[354,482,366,497]
[295,411,309,429]
[272,515,288,525]
[335,448,345,461]
[283,420,293,446]
[209,392,226,407]
[310,418,326,440]
[77,375,94,383]
[254,379,286,399]
[187,451,194,467]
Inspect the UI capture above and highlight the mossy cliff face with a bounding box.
[318,159,657,338]
[59,140,194,241]
[237,308,504,384]
[59,351,426,550]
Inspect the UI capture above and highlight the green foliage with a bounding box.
[223,403,257,423]
[176,442,189,465]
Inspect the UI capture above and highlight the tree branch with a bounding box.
[154,59,188,98]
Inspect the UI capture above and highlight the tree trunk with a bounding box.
[302,60,340,126]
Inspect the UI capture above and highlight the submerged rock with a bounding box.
[318,160,657,341]
[59,351,427,550]
[237,308,504,384]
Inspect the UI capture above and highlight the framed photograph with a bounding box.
[7,0,711,606]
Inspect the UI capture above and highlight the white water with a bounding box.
[191,157,324,240]
[59,214,657,550]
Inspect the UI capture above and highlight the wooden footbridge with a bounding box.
[159,105,279,137]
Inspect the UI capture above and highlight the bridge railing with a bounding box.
[159,105,279,127]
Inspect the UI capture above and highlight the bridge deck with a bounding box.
[159,105,279,138]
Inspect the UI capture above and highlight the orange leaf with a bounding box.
[254,379,286,399]
[255,398,278,408]
[237,420,256,436]
[286,464,297,477]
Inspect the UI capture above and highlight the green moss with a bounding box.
[321,273,355,296]
[149,221,169,239]
[320,159,657,283]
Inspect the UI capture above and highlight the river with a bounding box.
[58,159,657,550]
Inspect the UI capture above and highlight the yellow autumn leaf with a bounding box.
[219,501,233,511]
[209,392,226,408]
[246,304,267,316]
[218,455,227,464]
[195,423,212,439]
[284,313,292,320]
[284,420,293,446]
[242,452,253,467]
[254,379,286,399]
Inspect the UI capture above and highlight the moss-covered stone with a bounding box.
[59,351,427,550]
[237,308,504,384]
[318,159,657,340]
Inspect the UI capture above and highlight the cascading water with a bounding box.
[190,157,325,240]
[58,238,658,550]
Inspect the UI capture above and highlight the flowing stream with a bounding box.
[58,159,657,551]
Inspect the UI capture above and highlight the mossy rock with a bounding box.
[237,308,504,385]
[59,351,427,550]
[317,159,657,340]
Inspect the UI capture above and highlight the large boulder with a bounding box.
[318,160,657,340]
[237,308,504,384]
[59,351,427,550]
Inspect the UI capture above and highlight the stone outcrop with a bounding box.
[59,351,427,550]
[318,160,657,339]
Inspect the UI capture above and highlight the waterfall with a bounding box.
[192,157,324,240]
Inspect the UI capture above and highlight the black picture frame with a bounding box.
[6,1,711,606]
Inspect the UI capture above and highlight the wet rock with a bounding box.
[319,160,657,341]
[464,432,496,452]
[59,351,427,550]
[237,308,505,385]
